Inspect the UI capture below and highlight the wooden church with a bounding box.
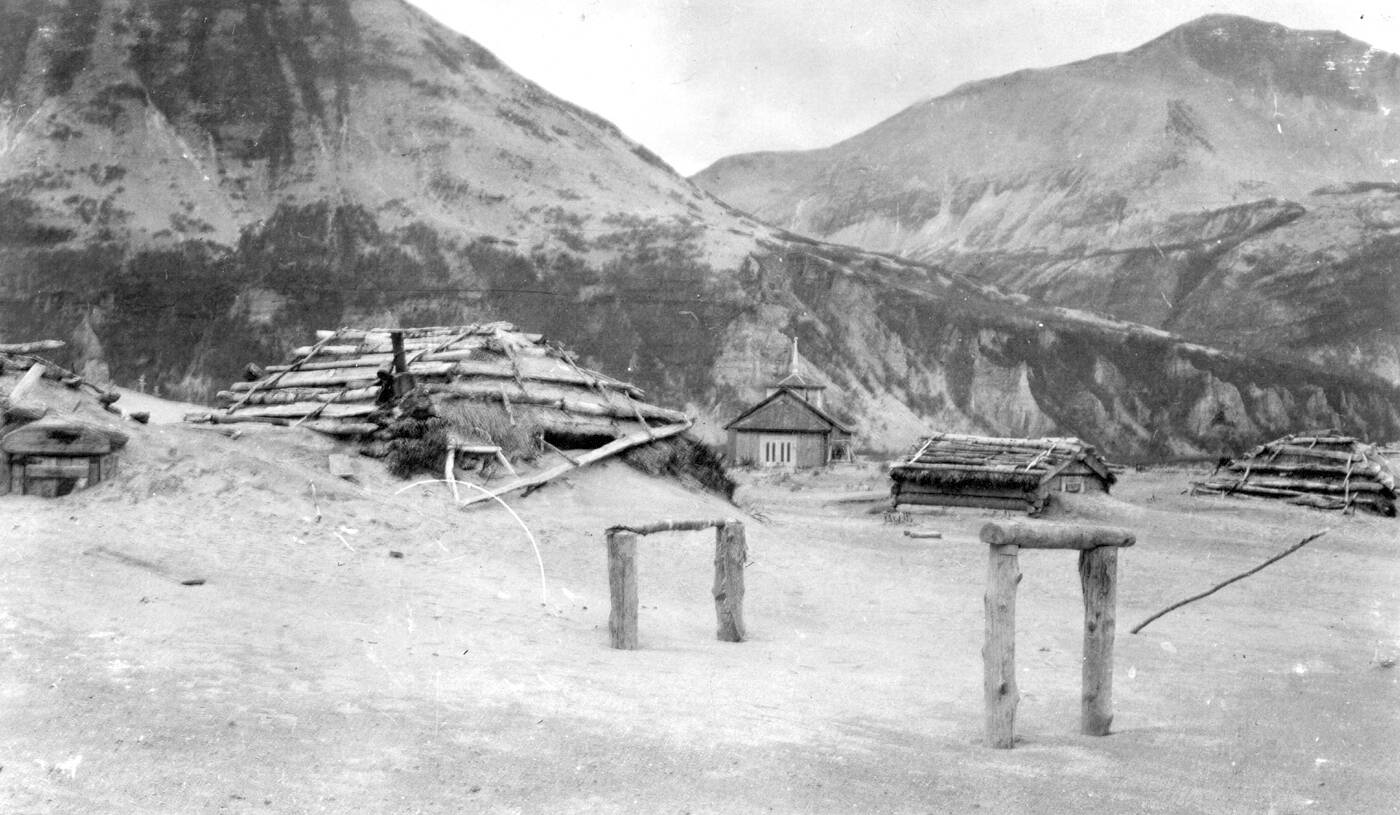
[724,340,853,468]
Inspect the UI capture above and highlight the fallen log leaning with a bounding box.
[458,421,692,509]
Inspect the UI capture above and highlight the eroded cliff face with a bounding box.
[1,2,1396,458]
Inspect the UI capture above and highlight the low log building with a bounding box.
[889,432,1115,513]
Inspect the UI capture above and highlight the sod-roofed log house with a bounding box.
[888,432,1115,513]
[211,322,687,439]
[1191,431,1397,517]
[196,323,704,504]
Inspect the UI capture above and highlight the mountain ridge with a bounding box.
[2,1,1397,458]
[692,14,1400,387]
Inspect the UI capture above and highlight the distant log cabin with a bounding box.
[889,433,1114,513]
[725,341,853,468]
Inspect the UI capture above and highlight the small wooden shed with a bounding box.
[725,388,853,468]
[889,432,1114,513]
[2,419,125,497]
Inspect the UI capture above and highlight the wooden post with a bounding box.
[979,520,1132,746]
[607,530,639,650]
[389,330,414,397]
[983,543,1020,748]
[1079,546,1117,736]
[713,521,747,642]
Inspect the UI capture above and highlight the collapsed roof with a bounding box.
[1192,431,1397,517]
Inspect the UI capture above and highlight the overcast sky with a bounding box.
[404,1,1400,176]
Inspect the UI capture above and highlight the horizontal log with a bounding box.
[915,433,1086,450]
[1283,436,1357,445]
[0,340,66,354]
[606,519,734,535]
[1209,475,1390,495]
[1262,444,1368,464]
[1223,460,1386,479]
[428,382,685,422]
[1,422,116,455]
[268,346,487,372]
[208,414,288,426]
[892,462,1052,475]
[233,357,642,397]
[284,340,553,360]
[20,460,93,479]
[316,323,523,342]
[225,401,378,419]
[449,358,639,394]
[217,386,380,406]
[300,420,380,436]
[893,493,1032,511]
[979,521,1135,549]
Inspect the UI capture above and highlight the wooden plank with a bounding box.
[1219,475,1388,494]
[983,543,1020,748]
[893,492,1032,512]
[22,459,93,479]
[1265,444,1371,464]
[228,331,343,412]
[1,422,113,455]
[0,340,65,354]
[216,386,380,406]
[1079,546,1117,736]
[428,381,684,422]
[607,519,731,536]
[712,522,747,643]
[979,521,1135,550]
[222,401,377,420]
[9,363,45,402]
[607,530,640,650]
[458,421,691,508]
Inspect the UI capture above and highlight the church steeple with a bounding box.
[767,336,825,409]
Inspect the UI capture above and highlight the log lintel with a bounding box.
[979,521,1135,550]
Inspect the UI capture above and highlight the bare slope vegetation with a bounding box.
[693,15,1400,383]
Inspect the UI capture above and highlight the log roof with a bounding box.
[1192,430,1397,517]
[206,322,689,439]
[888,432,1114,491]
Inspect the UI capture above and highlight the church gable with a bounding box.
[727,390,837,433]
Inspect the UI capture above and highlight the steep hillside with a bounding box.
[1,2,1397,458]
[693,15,1400,383]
